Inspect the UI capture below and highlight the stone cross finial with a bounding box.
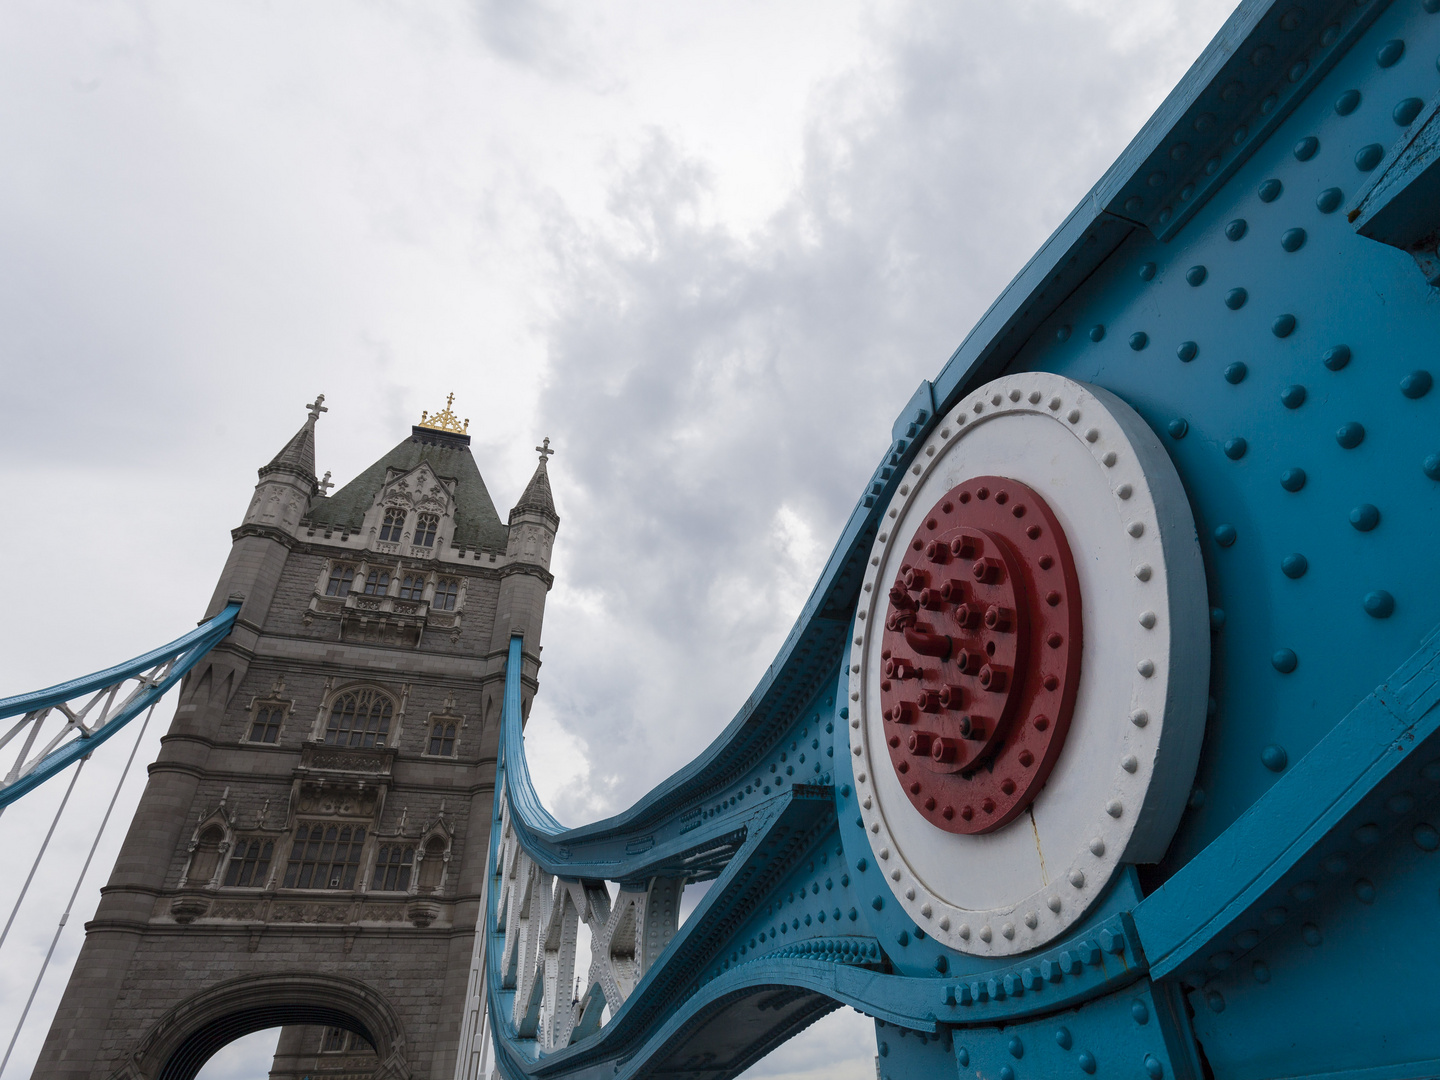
[535,437,555,463]
[307,394,328,421]
[319,471,334,495]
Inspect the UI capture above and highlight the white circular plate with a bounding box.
[847,373,1208,957]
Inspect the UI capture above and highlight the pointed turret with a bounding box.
[510,438,558,524]
[240,395,327,536]
[506,438,560,571]
[258,408,320,485]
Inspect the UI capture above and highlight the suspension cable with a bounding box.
[0,702,159,1078]
[0,757,87,954]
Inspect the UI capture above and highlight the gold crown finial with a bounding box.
[417,392,470,434]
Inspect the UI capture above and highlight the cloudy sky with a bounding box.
[0,1,1237,1076]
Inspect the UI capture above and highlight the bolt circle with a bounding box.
[878,475,1082,835]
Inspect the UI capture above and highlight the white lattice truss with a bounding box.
[452,789,684,1078]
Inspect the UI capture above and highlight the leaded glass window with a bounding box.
[247,704,284,744]
[323,688,393,748]
[427,721,457,757]
[325,564,355,597]
[379,507,406,542]
[399,574,425,601]
[433,579,459,611]
[223,837,274,887]
[282,823,367,890]
[414,513,438,547]
[372,844,414,891]
[363,570,390,595]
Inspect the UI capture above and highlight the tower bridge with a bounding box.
[4,1,1440,1078]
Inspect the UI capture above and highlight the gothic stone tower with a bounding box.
[36,396,559,1080]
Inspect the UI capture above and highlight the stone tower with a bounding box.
[36,396,559,1080]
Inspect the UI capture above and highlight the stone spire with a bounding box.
[258,394,326,486]
[510,437,558,523]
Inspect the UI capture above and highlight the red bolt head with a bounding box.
[958,715,988,740]
[979,664,1009,692]
[952,603,983,630]
[930,737,960,764]
[907,731,934,756]
[886,701,918,724]
[902,566,930,591]
[918,587,946,610]
[885,609,917,632]
[924,540,950,564]
[984,604,1014,632]
[883,656,919,680]
[972,557,1004,584]
[955,647,984,674]
[938,684,965,710]
[939,578,967,603]
[917,689,943,712]
[951,533,983,559]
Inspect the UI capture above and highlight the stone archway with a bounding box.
[110,972,411,1080]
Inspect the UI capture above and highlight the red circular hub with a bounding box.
[879,475,1082,834]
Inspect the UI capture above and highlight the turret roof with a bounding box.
[511,459,557,522]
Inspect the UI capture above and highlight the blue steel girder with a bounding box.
[471,0,1440,1077]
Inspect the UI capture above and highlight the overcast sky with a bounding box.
[0,2,1237,1076]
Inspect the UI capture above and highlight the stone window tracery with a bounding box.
[186,825,225,887]
[247,704,285,744]
[433,578,459,611]
[379,507,406,543]
[372,844,414,891]
[325,564,355,597]
[414,513,438,547]
[399,574,425,601]
[323,687,394,748]
[282,822,367,890]
[416,834,448,893]
[222,837,274,887]
[363,569,390,596]
[427,721,457,757]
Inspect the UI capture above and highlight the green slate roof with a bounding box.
[306,428,509,551]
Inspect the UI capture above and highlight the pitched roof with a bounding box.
[306,427,509,551]
[259,417,318,485]
[510,459,557,522]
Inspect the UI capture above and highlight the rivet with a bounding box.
[1211,607,1226,630]
[992,393,1002,407]
[1128,521,1145,538]
[1177,340,1199,362]
[1263,906,1286,926]
[1336,422,1365,449]
[1003,923,1016,940]
[1401,370,1433,399]
[1090,837,1105,855]
[1107,799,1124,817]
[1225,362,1248,384]
[1272,313,1297,337]
[1233,929,1259,950]
[1145,1054,1164,1079]
[1048,895,1062,912]
[957,1047,970,1066]
[1139,262,1157,281]
[1253,960,1271,983]
[1049,396,1062,410]
[1070,869,1086,888]
[1262,744,1288,772]
[1214,524,1237,547]
[1426,454,1440,481]
[1293,136,1319,161]
[1225,219,1249,241]
[1209,951,1233,971]
[1028,390,1042,404]
[1125,195,1144,214]
[1009,1036,1024,1059]
[1130,331,1149,351]
[905,886,915,899]
[1394,97,1424,126]
[1025,911,1038,929]
[1056,1027,1073,1050]
[1258,178,1283,202]
[1350,503,1380,531]
[1281,384,1307,409]
[1131,709,1149,727]
[1090,325,1106,342]
[1139,611,1156,628]
[1056,325,1072,342]
[1010,388,1022,402]
[1376,39,1405,68]
[1355,143,1384,171]
[1117,483,1133,499]
[1123,755,1140,775]
[1316,187,1343,214]
[1207,990,1226,1013]
[1085,428,1101,443]
[1364,590,1395,619]
[980,925,992,942]
[1137,660,1155,678]
[1323,344,1352,371]
[1068,408,1081,423]
[1281,467,1307,491]
[939,916,950,930]
[1354,879,1376,904]
[1079,1050,1098,1074]
[1335,89,1361,116]
[1272,648,1298,673]
[1414,824,1440,851]
[1281,553,1308,579]
[1354,823,1380,844]
[1281,228,1306,252]
[1302,923,1322,946]
[1000,1067,1015,1080]
[1185,266,1208,286]
[1224,437,1248,460]
[1167,418,1188,439]
[1291,880,1317,902]
[1102,451,1118,466]
[1135,564,1153,580]
[1225,287,1248,310]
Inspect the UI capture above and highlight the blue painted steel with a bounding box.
[0,602,240,808]
[481,1,1440,1077]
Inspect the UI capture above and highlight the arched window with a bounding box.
[187,825,225,886]
[414,513,438,547]
[427,721,457,757]
[379,507,406,542]
[325,564,355,597]
[223,837,274,887]
[363,570,390,595]
[417,836,447,893]
[372,844,414,891]
[433,579,459,611]
[399,574,425,601]
[282,823,367,889]
[323,688,393,748]
[248,704,285,743]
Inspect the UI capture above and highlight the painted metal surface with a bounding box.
[471,1,1440,1077]
[0,601,241,809]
